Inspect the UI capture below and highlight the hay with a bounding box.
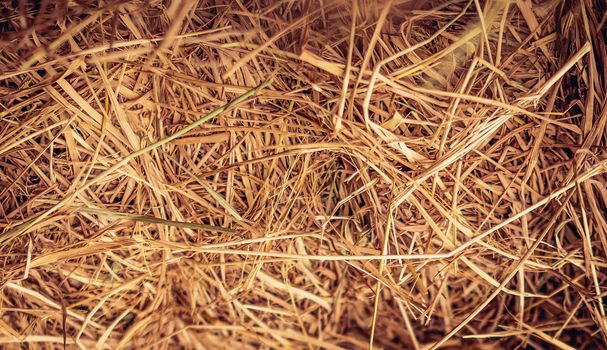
[1,0,606,349]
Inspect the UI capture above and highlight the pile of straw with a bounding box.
[1,0,606,348]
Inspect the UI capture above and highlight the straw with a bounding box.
[1,1,606,349]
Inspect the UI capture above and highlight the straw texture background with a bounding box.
[1,0,607,349]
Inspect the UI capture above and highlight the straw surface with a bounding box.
[1,0,607,349]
